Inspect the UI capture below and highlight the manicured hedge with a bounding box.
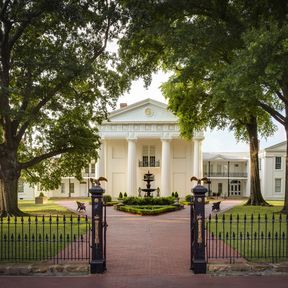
[116,205,181,215]
[122,196,175,206]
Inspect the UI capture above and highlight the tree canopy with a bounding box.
[0,0,129,215]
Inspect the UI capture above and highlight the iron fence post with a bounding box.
[89,184,106,273]
[191,184,207,274]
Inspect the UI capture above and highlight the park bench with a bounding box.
[76,201,86,212]
[211,201,221,212]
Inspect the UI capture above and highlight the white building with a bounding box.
[203,153,250,198]
[259,141,286,200]
[91,98,204,198]
[19,99,287,201]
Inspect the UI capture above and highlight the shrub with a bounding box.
[116,205,181,215]
[39,192,45,197]
[185,195,193,202]
[122,196,175,206]
[103,195,112,202]
[174,192,179,198]
[124,192,127,198]
[118,192,123,199]
[171,192,175,197]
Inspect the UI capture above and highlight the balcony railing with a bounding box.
[204,172,248,178]
[138,160,160,167]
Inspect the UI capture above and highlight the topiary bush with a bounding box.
[174,192,179,198]
[171,192,175,197]
[124,192,127,198]
[118,192,123,199]
[185,195,194,202]
[103,195,112,202]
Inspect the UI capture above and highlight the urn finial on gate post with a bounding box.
[190,176,208,274]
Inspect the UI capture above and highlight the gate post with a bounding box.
[89,184,106,273]
[191,184,207,274]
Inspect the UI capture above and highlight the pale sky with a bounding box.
[116,71,286,153]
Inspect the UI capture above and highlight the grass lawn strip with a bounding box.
[207,201,288,262]
[0,200,90,262]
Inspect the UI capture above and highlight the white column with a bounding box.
[161,138,171,196]
[96,141,105,178]
[193,139,200,178]
[127,138,137,196]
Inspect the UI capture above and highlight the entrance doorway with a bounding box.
[230,180,241,196]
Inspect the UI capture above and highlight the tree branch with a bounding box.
[257,100,286,126]
[19,147,74,170]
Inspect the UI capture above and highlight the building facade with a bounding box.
[19,99,286,201]
[259,141,286,200]
[203,153,250,198]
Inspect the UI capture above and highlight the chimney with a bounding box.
[120,103,128,109]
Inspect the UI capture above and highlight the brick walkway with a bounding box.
[56,199,244,275]
[3,199,288,288]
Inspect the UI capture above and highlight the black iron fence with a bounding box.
[206,213,288,263]
[0,215,91,263]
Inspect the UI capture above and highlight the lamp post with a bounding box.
[89,183,106,273]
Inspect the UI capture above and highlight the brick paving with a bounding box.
[56,199,245,275]
[2,199,288,287]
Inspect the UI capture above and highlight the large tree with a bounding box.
[0,0,129,216]
[119,0,274,206]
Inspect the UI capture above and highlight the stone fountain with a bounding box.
[141,171,156,197]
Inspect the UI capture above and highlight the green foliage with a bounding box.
[118,192,123,199]
[103,195,112,203]
[171,192,175,197]
[122,196,175,206]
[38,192,45,197]
[174,192,179,198]
[116,205,181,216]
[124,192,127,198]
[105,201,118,206]
[0,1,130,194]
[185,195,193,202]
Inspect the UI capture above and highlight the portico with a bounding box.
[96,99,204,198]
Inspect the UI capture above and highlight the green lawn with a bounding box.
[0,200,90,262]
[18,200,75,216]
[207,201,288,262]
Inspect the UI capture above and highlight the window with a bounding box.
[142,145,156,167]
[275,178,282,193]
[61,183,65,194]
[85,165,89,173]
[18,180,24,193]
[91,164,95,174]
[217,164,222,173]
[275,157,282,170]
[218,183,223,194]
[69,182,74,194]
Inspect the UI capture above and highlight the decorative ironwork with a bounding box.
[138,160,160,167]
[0,215,91,263]
[206,213,288,263]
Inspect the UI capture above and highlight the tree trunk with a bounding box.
[0,149,26,217]
[245,116,270,206]
[280,127,288,213]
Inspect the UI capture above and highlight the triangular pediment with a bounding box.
[107,98,178,123]
[265,141,286,152]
